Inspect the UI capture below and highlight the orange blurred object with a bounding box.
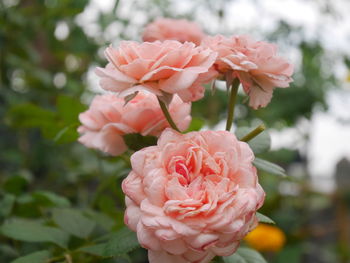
[244,223,286,252]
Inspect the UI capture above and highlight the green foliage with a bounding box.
[11,250,51,263]
[78,227,140,258]
[0,244,18,259]
[187,117,205,131]
[6,103,56,129]
[3,175,30,195]
[52,208,96,239]
[31,191,71,208]
[256,212,276,224]
[253,158,287,177]
[79,244,108,257]
[272,245,302,263]
[0,194,16,217]
[5,94,85,144]
[84,210,115,232]
[1,219,69,248]
[192,88,229,126]
[56,95,86,124]
[223,253,246,263]
[123,133,158,151]
[104,227,140,257]
[223,247,267,263]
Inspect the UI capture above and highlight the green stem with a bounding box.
[225,78,240,131]
[240,124,266,142]
[157,97,180,132]
[65,254,73,263]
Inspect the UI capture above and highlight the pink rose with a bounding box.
[201,35,294,109]
[95,40,217,102]
[122,129,265,263]
[142,18,205,45]
[77,93,191,156]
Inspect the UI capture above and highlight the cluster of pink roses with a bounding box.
[78,93,191,156]
[78,17,293,263]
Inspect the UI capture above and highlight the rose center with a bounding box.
[175,160,190,185]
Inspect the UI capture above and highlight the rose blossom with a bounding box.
[122,129,265,263]
[95,40,217,102]
[142,18,205,45]
[77,92,191,156]
[201,35,294,109]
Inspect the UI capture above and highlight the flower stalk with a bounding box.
[240,124,266,142]
[157,97,181,132]
[225,78,240,131]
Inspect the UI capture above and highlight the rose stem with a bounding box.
[225,78,240,131]
[157,97,181,132]
[240,124,266,142]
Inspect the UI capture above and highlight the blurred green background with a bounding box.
[1,0,350,262]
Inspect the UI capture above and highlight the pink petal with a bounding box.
[210,241,240,256]
[122,172,146,205]
[248,85,273,109]
[159,69,202,93]
[143,168,167,206]
[124,197,142,231]
[186,233,219,250]
[148,250,188,263]
[95,66,136,92]
[119,58,153,79]
[161,238,188,255]
[137,223,161,251]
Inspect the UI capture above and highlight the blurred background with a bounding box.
[1,0,350,262]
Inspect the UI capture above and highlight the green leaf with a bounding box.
[116,254,132,263]
[56,95,86,123]
[274,244,302,263]
[11,250,51,263]
[79,244,107,257]
[104,227,140,257]
[54,95,85,144]
[6,103,56,129]
[3,175,30,195]
[0,194,16,217]
[32,191,71,208]
[235,127,270,154]
[211,256,226,263]
[97,195,117,215]
[187,118,205,132]
[256,212,275,224]
[223,247,267,263]
[5,98,83,144]
[52,208,96,239]
[11,194,41,218]
[53,123,79,144]
[79,228,139,258]
[0,219,69,248]
[84,210,115,231]
[0,244,19,258]
[253,158,287,177]
[236,247,267,263]
[123,133,157,151]
[223,253,246,263]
